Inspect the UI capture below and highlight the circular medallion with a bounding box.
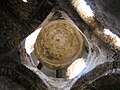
[34,20,85,69]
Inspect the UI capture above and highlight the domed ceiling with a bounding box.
[0,0,120,90]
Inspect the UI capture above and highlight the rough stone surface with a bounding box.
[0,56,48,90]
[0,0,55,55]
[85,74,120,90]
[86,0,120,37]
[0,0,120,90]
[0,76,25,90]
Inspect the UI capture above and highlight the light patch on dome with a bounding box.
[71,0,94,24]
[77,0,94,17]
[25,27,42,54]
[67,58,86,79]
[104,29,120,47]
[115,38,120,47]
[104,29,116,38]
[22,0,28,3]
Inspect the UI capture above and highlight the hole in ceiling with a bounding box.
[72,0,94,18]
[78,0,94,17]
[22,0,28,3]
[104,28,120,47]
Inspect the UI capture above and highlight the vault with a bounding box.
[0,0,120,90]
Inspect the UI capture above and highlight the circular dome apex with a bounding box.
[34,20,85,69]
